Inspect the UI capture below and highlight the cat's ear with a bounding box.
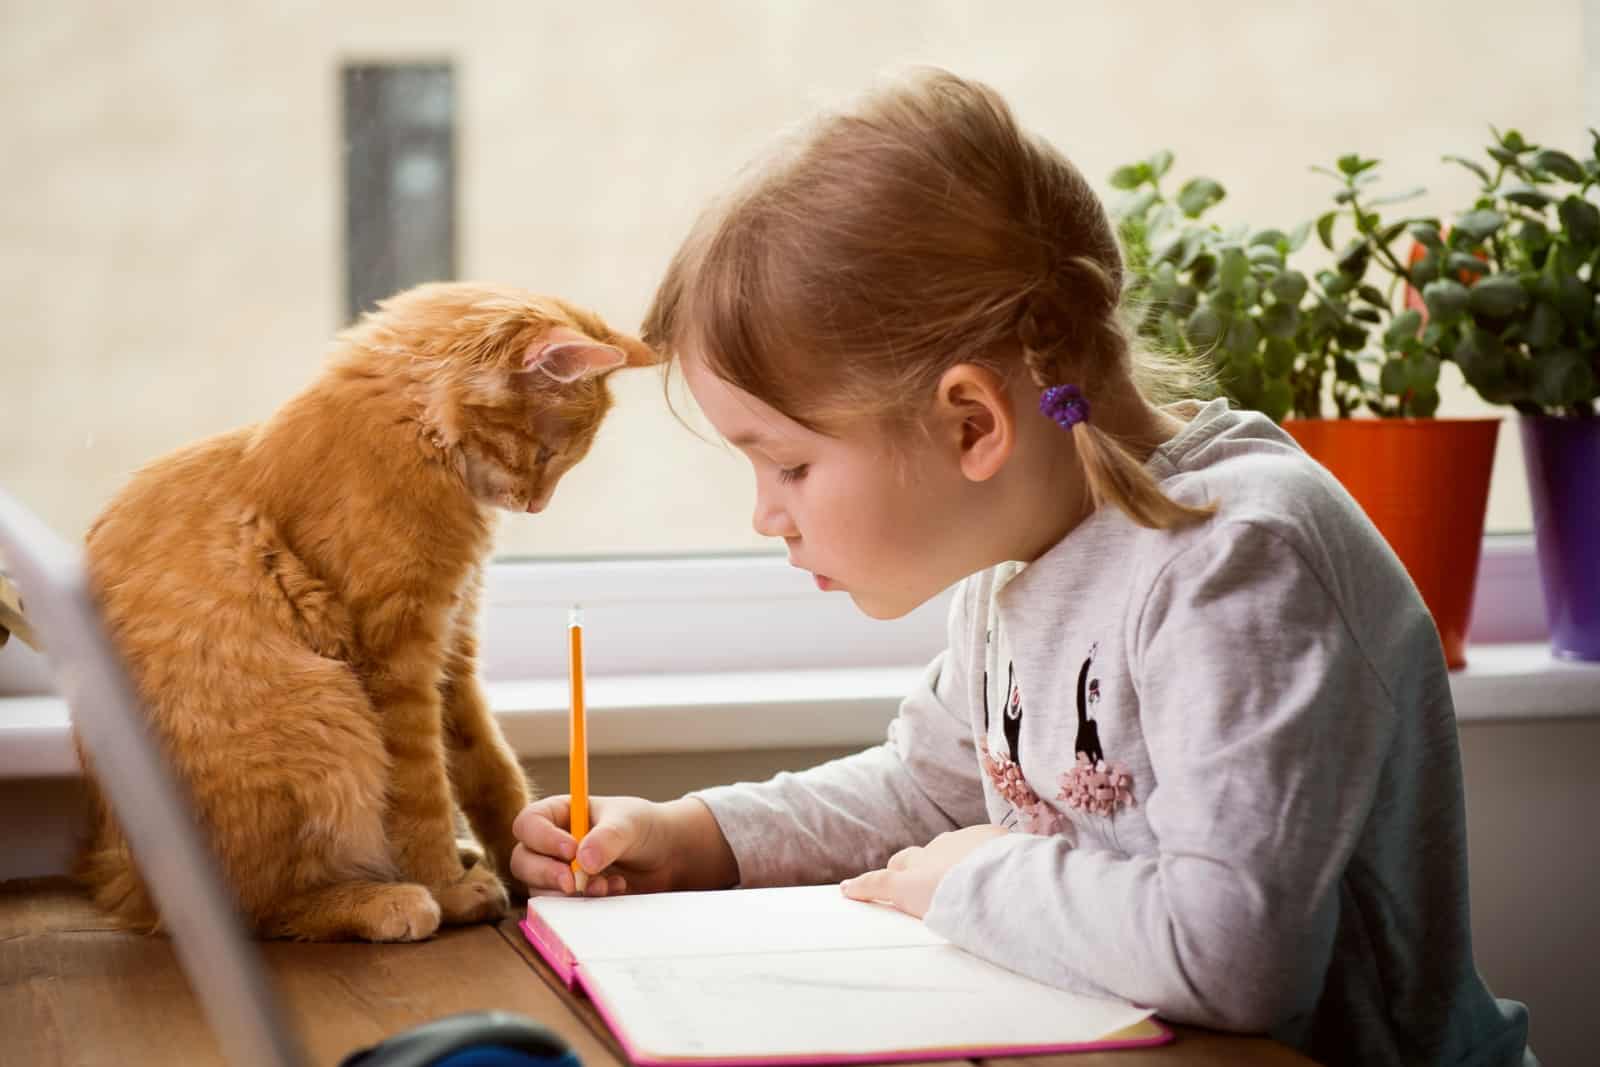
[523,338,628,383]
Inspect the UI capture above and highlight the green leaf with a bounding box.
[1444,154,1491,184]
[1533,348,1598,408]
[1357,283,1388,308]
[1384,309,1424,348]
[1408,385,1441,417]
[1110,164,1147,190]
[1149,229,1184,264]
[1177,177,1226,218]
[1454,327,1510,397]
[1525,299,1564,351]
[1286,220,1313,251]
[1552,273,1591,324]
[1318,269,1355,297]
[1337,322,1369,349]
[1337,154,1379,177]
[1518,219,1552,251]
[1447,252,1490,277]
[1532,148,1584,181]
[1369,186,1427,208]
[1185,305,1224,349]
[1558,195,1600,248]
[1503,185,1552,209]
[1260,379,1294,423]
[1240,276,1261,307]
[1149,149,1175,179]
[1409,223,1444,250]
[1409,250,1442,286]
[1423,278,1471,321]
[1316,210,1338,251]
[1467,274,1530,319]
[1248,244,1285,269]
[1501,129,1529,153]
[1259,301,1299,339]
[1455,209,1506,243]
[1409,353,1442,390]
[1217,246,1251,293]
[1250,228,1288,249]
[1118,187,1160,220]
[1379,359,1410,395]
[1337,240,1371,277]
[1263,337,1296,376]
[1352,307,1383,323]
[1488,145,1519,166]
[1225,315,1262,356]
[1178,233,1206,269]
[1270,269,1309,305]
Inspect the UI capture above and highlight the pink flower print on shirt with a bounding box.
[978,736,1064,835]
[1056,752,1136,816]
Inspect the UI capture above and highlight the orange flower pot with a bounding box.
[1282,418,1500,670]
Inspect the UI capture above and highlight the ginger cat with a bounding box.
[78,283,656,941]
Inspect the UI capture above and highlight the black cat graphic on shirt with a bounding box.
[1074,642,1105,765]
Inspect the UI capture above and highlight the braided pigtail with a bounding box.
[1022,257,1216,531]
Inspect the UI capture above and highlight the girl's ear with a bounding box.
[935,363,1015,482]
[523,337,627,383]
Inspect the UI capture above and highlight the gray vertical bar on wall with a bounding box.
[342,63,457,324]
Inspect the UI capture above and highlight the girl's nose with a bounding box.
[752,492,796,539]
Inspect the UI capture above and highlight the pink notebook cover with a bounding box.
[518,909,1173,1066]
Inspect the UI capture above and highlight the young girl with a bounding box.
[510,70,1533,1066]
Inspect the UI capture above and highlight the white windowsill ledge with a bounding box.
[2,644,1597,780]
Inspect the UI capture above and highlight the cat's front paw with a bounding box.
[433,862,510,925]
[359,884,443,942]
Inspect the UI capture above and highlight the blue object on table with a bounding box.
[339,1010,581,1067]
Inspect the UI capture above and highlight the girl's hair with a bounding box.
[642,68,1214,530]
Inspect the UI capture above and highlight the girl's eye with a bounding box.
[777,464,809,485]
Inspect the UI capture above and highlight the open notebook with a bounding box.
[521,884,1170,1066]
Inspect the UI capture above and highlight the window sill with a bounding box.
[4,644,1597,780]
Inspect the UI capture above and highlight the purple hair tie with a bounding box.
[1040,384,1090,429]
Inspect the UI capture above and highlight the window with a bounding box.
[0,4,1579,630]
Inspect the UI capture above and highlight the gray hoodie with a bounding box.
[694,399,1533,1066]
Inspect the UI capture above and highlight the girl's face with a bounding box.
[682,354,985,620]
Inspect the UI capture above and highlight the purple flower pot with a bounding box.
[1519,415,1600,661]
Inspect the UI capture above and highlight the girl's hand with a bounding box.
[509,795,736,897]
[840,824,1011,918]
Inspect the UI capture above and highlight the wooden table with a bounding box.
[1,878,1317,1066]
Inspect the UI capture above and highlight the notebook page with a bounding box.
[528,885,945,963]
[582,943,1154,1061]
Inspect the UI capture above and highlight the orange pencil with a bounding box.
[568,605,590,893]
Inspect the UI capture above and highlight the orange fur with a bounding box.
[77,283,657,941]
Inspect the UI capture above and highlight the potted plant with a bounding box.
[1411,129,1600,660]
[1113,153,1498,669]
[1283,155,1501,670]
[1113,151,1307,424]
